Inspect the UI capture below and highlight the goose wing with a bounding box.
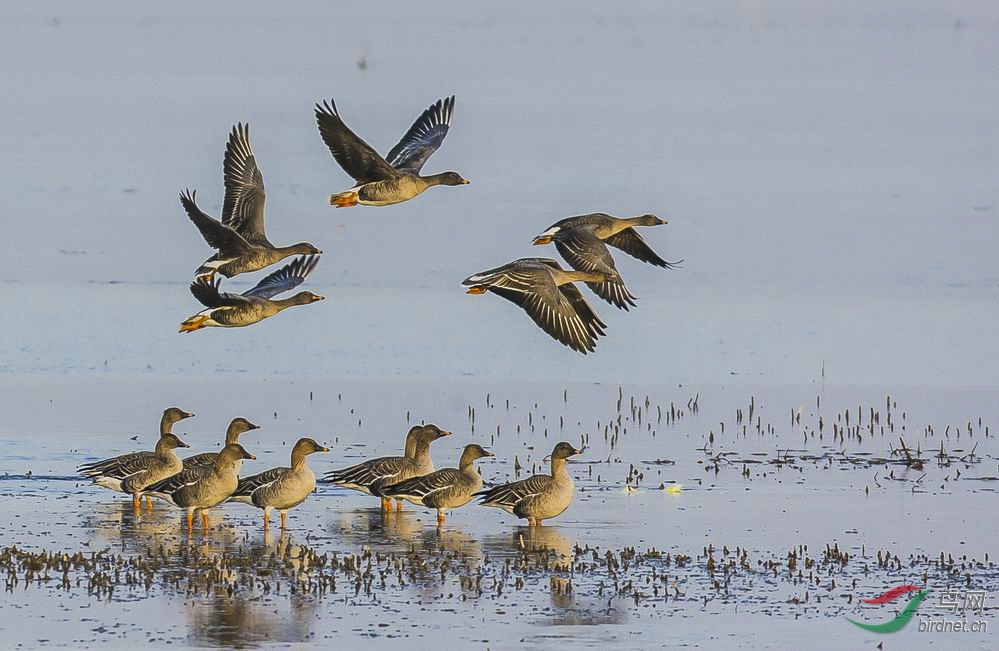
[464,260,603,354]
[144,466,208,499]
[477,474,552,509]
[182,452,219,469]
[221,123,269,246]
[231,467,288,505]
[554,227,637,310]
[315,98,399,184]
[324,455,411,492]
[190,276,251,308]
[604,228,681,269]
[385,96,454,175]
[180,190,253,255]
[79,451,154,480]
[242,254,319,299]
[380,468,462,502]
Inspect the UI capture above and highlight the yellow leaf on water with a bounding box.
[664,484,683,495]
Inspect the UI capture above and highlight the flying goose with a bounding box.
[230,438,330,529]
[184,417,260,468]
[461,258,614,354]
[315,95,468,207]
[379,444,493,525]
[144,443,256,532]
[179,254,324,332]
[532,213,680,309]
[182,123,321,281]
[324,425,452,511]
[78,407,194,510]
[476,442,582,526]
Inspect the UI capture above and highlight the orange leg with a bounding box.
[186,510,194,533]
[132,494,141,512]
[395,499,404,512]
[536,519,543,527]
[263,512,270,530]
[436,511,446,526]
[145,495,153,510]
[280,511,287,529]
[380,498,391,512]
[527,517,536,526]
[329,191,359,208]
[179,315,210,333]
[201,511,210,531]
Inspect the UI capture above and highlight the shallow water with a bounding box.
[2,1,999,649]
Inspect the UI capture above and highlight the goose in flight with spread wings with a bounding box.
[315,95,469,208]
[182,123,321,281]
[532,213,680,310]
[179,254,324,332]
[461,258,615,354]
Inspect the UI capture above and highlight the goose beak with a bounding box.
[656,217,668,225]
[573,448,584,455]
[181,411,195,419]
[442,430,453,437]
[246,453,257,461]
[320,447,330,453]
[248,422,261,430]
[461,179,470,185]
[178,441,190,449]
[532,235,553,246]
[484,451,495,457]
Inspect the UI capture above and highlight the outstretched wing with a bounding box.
[554,228,637,310]
[464,260,604,354]
[180,189,253,255]
[242,254,319,299]
[221,123,269,245]
[190,276,251,308]
[385,96,455,175]
[315,98,399,184]
[477,474,552,508]
[604,228,681,269]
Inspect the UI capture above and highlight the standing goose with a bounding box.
[324,425,452,511]
[78,407,194,510]
[476,442,583,526]
[532,213,680,310]
[144,443,256,533]
[379,444,494,525]
[314,95,468,207]
[230,438,330,530]
[184,417,260,469]
[461,258,615,354]
[179,254,324,332]
[182,123,321,281]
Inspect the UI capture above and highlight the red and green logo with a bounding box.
[846,584,932,633]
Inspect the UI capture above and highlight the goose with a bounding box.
[179,254,323,332]
[78,407,194,510]
[323,424,452,511]
[183,417,260,469]
[315,95,468,207]
[144,443,256,532]
[461,258,615,354]
[379,444,493,525]
[230,438,330,529]
[476,442,582,526]
[532,213,680,310]
[182,123,321,281]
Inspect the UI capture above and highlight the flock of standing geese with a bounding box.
[80,94,680,531]
[176,94,680,352]
[80,408,581,532]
